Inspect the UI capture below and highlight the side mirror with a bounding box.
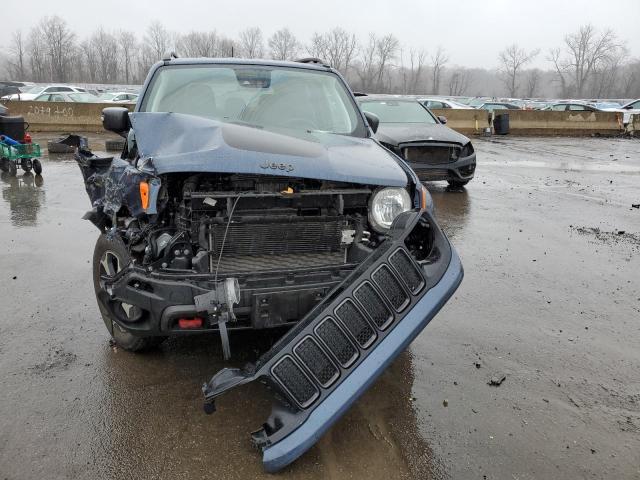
[102,107,130,137]
[363,111,379,134]
[438,115,448,124]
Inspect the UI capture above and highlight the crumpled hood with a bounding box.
[129,112,408,187]
[375,123,470,147]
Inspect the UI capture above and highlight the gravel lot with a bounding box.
[0,135,638,479]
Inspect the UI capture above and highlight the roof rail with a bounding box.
[294,57,330,67]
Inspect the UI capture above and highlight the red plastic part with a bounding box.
[23,133,32,144]
[178,317,203,329]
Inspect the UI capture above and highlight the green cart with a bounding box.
[0,142,42,176]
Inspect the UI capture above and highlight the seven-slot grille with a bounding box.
[270,247,425,409]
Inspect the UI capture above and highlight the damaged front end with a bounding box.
[203,208,462,472]
[73,110,462,472]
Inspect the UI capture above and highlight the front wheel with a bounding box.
[32,159,42,175]
[92,233,165,352]
[20,158,32,172]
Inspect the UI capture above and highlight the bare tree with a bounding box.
[90,28,119,84]
[498,44,539,97]
[27,28,47,82]
[307,27,358,75]
[409,48,427,93]
[79,38,98,83]
[178,31,221,57]
[551,25,621,97]
[39,16,76,82]
[268,28,299,60]
[525,68,541,97]
[8,31,27,79]
[119,31,137,84]
[143,21,173,64]
[448,68,470,96]
[238,27,264,58]
[591,46,628,97]
[548,47,569,97]
[430,46,448,94]
[373,34,399,91]
[354,34,378,91]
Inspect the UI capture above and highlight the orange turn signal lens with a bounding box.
[140,181,149,210]
[420,187,427,210]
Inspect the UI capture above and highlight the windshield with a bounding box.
[140,64,364,136]
[22,86,42,94]
[359,100,437,124]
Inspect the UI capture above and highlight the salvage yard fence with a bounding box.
[0,101,636,137]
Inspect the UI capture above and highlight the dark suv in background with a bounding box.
[357,95,476,187]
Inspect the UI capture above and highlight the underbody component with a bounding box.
[194,278,240,359]
[202,209,463,472]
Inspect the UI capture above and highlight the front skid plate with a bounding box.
[201,210,463,471]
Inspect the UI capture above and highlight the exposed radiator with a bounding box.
[208,216,352,272]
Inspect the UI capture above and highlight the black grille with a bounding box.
[389,249,424,294]
[209,217,344,257]
[335,299,376,348]
[315,317,359,367]
[294,337,339,387]
[372,265,409,311]
[272,356,319,408]
[403,144,460,165]
[215,251,345,273]
[353,282,394,330]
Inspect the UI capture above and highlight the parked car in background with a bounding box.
[614,98,640,124]
[99,92,139,103]
[33,92,98,103]
[0,81,31,99]
[1,84,88,101]
[357,95,476,187]
[589,101,622,110]
[475,102,521,112]
[544,102,600,112]
[419,97,474,109]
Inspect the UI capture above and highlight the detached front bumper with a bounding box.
[202,209,463,472]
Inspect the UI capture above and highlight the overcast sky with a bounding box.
[1,0,638,69]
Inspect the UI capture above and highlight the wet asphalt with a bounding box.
[0,135,639,480]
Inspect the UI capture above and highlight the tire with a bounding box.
[0,158,8,172]
[448,179,470,187]
[32,159,42,175]
[7,160,17,177]
[92,233,165,352]
[20,158,32,172]
[105,139,126,152]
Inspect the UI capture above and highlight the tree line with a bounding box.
[2,16,639,99]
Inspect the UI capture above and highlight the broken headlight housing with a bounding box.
[368,187,412,232]
[460,142,474,157]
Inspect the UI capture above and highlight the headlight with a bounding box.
[368,187,412,232]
